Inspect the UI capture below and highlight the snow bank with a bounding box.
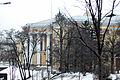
[1,65,120,80]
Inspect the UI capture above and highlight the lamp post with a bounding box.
[0,2,11,5]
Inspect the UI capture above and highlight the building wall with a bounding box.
[29,28,51,66]
[26,15,120,70]
[40,51,46,66]
[32,53,37,64]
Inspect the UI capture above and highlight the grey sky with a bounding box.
[0,0,120,30]
[0,0,80,30]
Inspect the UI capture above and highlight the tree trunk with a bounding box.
[98,58,102,80]
[60,25,63,72]
[111,52,114,74]
[28,68,31,78]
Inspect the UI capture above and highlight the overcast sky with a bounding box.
[0,0,120,31]
[0,0,81,30]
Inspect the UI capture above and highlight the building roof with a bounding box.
[26,18,55,29]
[25,15,120,29]
[103,15,120,26]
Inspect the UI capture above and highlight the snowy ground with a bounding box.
[0,65,120,80]
[28,71,120,80]
[51,73,94,80]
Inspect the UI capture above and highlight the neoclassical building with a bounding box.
[24,14,120,70]
[24,19,54,66]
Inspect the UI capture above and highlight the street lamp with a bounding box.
[0,2,11,5]
[106,13,116,17]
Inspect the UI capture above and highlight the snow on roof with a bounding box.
[25,16,91,29]
[103,15,120,26]
[25,15,120,29]
[26,18,55,29]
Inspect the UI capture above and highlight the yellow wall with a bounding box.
[32,53,37,64]
[41,51,46,66]
[31,51,47,66]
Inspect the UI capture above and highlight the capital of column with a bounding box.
[46,31,52,35]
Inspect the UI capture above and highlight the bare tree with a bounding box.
[106,24,120,73]
[52,11,71,72]
[52,11,96,74]
[0,30,17,65]
[67,0,120,79]
[2,27,43,80]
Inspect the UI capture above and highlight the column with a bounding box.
[29,35,33,64]
[46,33,51,65]
[37,34,41,65]
[42,36,45,51]
[41,35,46,65]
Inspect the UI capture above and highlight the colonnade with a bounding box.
[30,31,51,66]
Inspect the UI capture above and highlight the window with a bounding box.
[116,30,120,35]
